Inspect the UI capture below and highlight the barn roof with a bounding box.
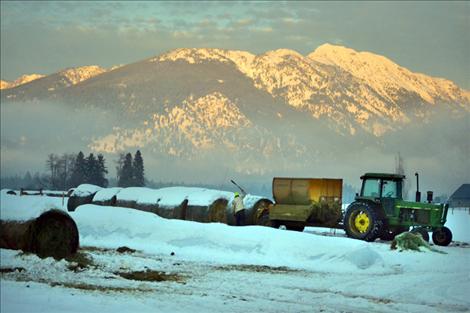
[449,184,470,208]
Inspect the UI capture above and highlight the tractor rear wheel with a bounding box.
[432,227,452,246]
[411,227,430,242]
[344,202,383,242]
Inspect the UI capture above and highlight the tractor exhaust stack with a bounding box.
[427,191,433,203]
[415,172,421,202]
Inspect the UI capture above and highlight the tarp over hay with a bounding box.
[70,185,272,225]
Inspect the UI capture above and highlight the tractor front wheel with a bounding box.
[432,227,452,246]
[344,202,383,242]
[380,226,409,241]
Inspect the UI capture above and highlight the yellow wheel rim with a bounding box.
[354,212,370,233]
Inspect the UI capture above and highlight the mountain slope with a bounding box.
[1,45,468,146]
[1,65,106,100]
[309,44,470,109]
[0,74,45,90]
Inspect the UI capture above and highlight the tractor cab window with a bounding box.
[382,180,398,198]
[362,178,380,197]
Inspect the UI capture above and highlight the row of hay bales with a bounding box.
[68,185,273,226]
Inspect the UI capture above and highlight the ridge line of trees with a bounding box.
[0,150,146,190]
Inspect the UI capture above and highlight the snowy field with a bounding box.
[1,191,469,313]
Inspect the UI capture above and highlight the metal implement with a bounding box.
[230,179,247,195]
[268,177,343,231]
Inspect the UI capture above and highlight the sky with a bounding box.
[1,1,469,89]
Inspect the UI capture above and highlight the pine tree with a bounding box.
[85,153,98,184]
[96,154,109,187]
[23,171,33,189]
[132,150,145,187]
[118,153,134,187]
[69,151,86,187]
[115,153,126,182]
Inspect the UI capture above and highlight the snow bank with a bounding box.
[73,204,380,272]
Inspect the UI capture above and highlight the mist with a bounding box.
[1,100,469,198]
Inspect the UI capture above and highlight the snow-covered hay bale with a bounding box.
[91,186,271,225]
[0,209,79,260]
[67,184,102,212]
[92,187,122,206]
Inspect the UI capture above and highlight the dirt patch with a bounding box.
[66,252,95,272]
[50,281,153,293]
[214,264,298,274]
[116,246,136,254]
[80,246,115,253]
[115,269,184,282]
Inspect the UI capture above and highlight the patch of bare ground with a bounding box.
[66,251,96,272]
[214,264,298,273]
[115,269,184,283]
[49,281,153,293]
[80,246,116,253]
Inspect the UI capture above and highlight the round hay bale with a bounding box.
[67,194,95,212]
[93,195,118,207]
[115,199,137,210]
[209,198,228,223]
[0,210,79,260]
[250,199,273,225]
[25,209,79,259]
[0,220,30,250]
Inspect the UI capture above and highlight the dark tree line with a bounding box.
[0,172,49,190]
[116,150,145,187]
[45,152,108,189]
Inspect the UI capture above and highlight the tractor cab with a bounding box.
[359,173,405,200]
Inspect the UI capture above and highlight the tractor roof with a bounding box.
[361,173,406,180]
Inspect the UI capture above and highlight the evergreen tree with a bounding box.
[115,153,126,182]
[118,153,134,187]
[69,151,86,187]
[23,171,33,189]
[96,154,109,187]
[132,150,145,187]
[85,153,98,184]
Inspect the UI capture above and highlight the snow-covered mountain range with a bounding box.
[1,44,469,176]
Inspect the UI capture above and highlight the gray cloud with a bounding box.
[1,1,469,88]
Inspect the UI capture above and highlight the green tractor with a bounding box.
[344,172,452,246]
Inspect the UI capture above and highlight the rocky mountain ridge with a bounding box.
[1,45,469,165]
